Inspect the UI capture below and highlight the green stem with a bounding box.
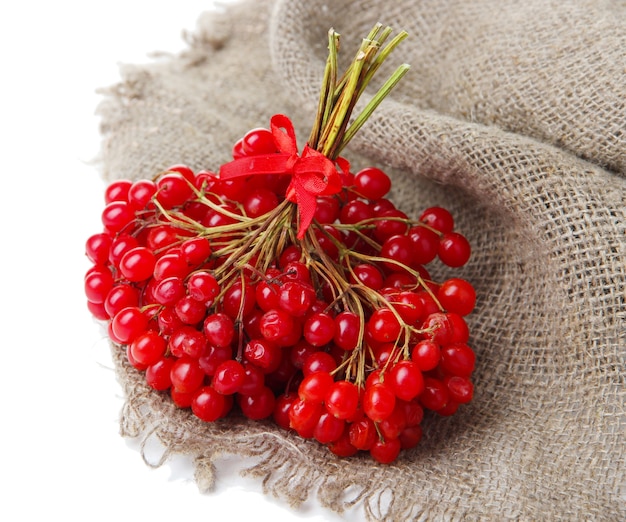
[337,63,410,156]
[309,29,340,148]
[312,24,410,160]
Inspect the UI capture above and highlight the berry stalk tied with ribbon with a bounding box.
[220,114,347,239]
[222,24,409,239]
[85,23,477,465]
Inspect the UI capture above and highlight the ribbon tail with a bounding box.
[293,185,317,240]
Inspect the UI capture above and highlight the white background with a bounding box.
[0,2,349,520]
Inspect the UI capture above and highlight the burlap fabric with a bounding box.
[97,0,625,519]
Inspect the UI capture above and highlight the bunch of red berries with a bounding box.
[84,24,477,464]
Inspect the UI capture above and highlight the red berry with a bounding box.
[243,188,278,217]
[129,331,166,366]
[156,172,193,209]
[446,312,470,344]
[302,351,337,377]
[192,386,227,422]
[288,398,323,438]
[85,233,112,265]
[128,179,157,210]
[370,437,401,464]
[259,308,296,342]
[419,206,454,234]
[440,343,476,377]
[390,290,423,325]
[273,393,297,431]
[289,340,318,369]
[437,400,459,416]
[370,198,396,214]
[153,276,186,305]
[327,431,359,458]
[112,306,148,344]
[212,178,248,202]
[180,237,211,266]
[445,375,474,403]
[380,234,414,272]
[421,312,455,346]
[84,268,114,304]
[354,167,391,200]
[87,300,109,321]
[373,209,408,242]
[170,387,195,409]
[314,412,345,444]
[232,139,245,159]
[145,357,175,391]
[339,199,374,225]
[170,357,205,394]
[411,339,441,372]
[105,179,132,204]
[349,416,377,450]
[157,306,184,335]
[244,338,282,374]
[153,252,190,281]
[363,382,396,422]
[222,279,256,318]
[126,344,148,370]
[278,246,302,268]
[108,234,138,268]
[195,170,219,192]
[239,362,266,396]
[101,201,135,233]
[203,313,235,348]
[119,247,156,282]
[255,276,281,312]
[397,398,424,427]
[407,225,439,265]
[266,355,298,389]
[399,425,423,450]
[388,360,424,401]
[238,386,276,420]
[146,225,179,252]
[168,326,207,359]
[278,281,315,317]
[175,295,207,325]
[166,164,195,183]
[187,271,220,305]
[350,264,384,290]
[298,371,334,404]
[438,278,476,316]
[372,342,395,368]
[438,232,471,267]
[241,128,277,155]
[420,377,449,411]
[303,312,335,347]
[366,308,402,343]
[314,196,340,224]
[325,380,360,420]
[333,311,361,351]
[198,345,232,376]
[378,406,407,440]
[282,261,311,282]
[212,359,245,395]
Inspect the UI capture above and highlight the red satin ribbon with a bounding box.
[219,114,347,239]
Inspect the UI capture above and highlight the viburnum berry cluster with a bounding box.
[84,24,477,464]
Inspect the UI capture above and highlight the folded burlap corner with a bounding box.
[97,0,625,520]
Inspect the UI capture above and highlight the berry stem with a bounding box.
[308,24,410,160]
[308,28,340,149]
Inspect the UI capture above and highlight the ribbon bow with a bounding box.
[219,114,347,239]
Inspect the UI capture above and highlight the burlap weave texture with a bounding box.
[97,0,625,520]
